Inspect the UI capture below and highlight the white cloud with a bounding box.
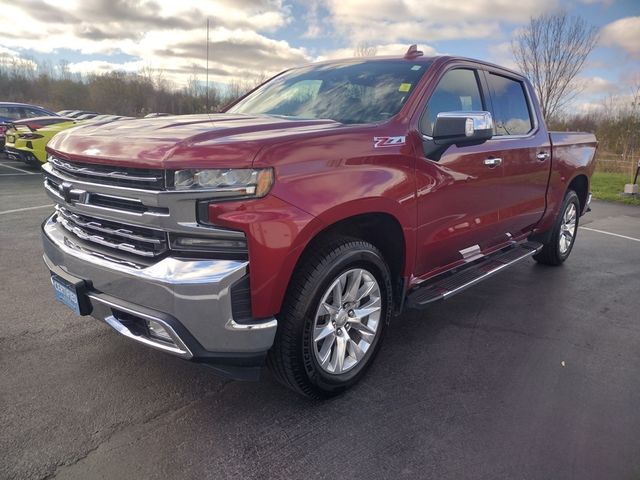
[486,41,518,70]
[316,43,438,61]
[0,0,303,86]
[0,45,19,56]
[579,76,618,95]
[320,0,559,44]
[0,0,635,92]
[601,16,640,58]
[67,60,145,75]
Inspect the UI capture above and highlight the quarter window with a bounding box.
[487,73,533,136]
[422,69,483,136]
[0,106,21,120]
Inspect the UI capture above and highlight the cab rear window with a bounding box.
[487,73,534,136]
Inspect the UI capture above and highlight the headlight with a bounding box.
[171,168,274,198]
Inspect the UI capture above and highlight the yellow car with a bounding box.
[4,117,77,166]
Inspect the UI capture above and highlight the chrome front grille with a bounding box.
[48,155,165,190]
[56,207,168,258]
[43,174,166,216]
[43,158,248,264]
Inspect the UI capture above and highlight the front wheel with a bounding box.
[534,190,580,266]
[267,238,393,398]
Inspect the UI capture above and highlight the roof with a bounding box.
[0,101,49,109]
[301,53,524,80]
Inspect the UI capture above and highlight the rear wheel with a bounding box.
[534,190,580,266]
[267,238,392,398]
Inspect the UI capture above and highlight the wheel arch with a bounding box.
[265,200,414,318]
[567,174,589,214]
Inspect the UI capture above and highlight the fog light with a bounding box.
[146,319,173,343]
[171,235,247,251]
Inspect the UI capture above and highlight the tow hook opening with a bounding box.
[112,309,174,344]
[104,308,193,359]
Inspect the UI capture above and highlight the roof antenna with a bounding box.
[404,44,423,59]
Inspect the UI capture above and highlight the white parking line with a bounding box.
[0,163,38,174]
[0,173,33,176]
[580,226,640,243]
[0,204,53,216]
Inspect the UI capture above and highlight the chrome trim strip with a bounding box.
[68,201,168,219]
[44,178,64,200]
[57,215,157,257]
[225,318,278,331]
[88,294,193,359]
[50,156,162,183]
[90,191,145,205]
[56,207,165,245]
[61,237,144,269]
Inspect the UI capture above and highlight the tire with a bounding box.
[267,237,393,399]
[534,190,580,266]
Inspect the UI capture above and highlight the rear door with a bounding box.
[481,71,551,238]
[414,67,506,277]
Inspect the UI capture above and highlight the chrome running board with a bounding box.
[406,241,543,308]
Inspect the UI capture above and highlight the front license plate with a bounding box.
[51,275,81,314]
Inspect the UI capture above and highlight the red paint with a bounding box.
[46,56,597,319]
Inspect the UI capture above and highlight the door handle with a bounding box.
[536,152,549,161]
[484,157,502,167]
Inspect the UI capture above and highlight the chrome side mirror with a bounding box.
[432,111,494,145]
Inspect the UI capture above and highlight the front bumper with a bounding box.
[4,146,40,166]
[42,214,277,380]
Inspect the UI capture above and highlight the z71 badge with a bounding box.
[373,136,406,148]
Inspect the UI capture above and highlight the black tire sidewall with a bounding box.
[299,246,392,393]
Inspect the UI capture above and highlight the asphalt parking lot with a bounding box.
[1,155,640,480]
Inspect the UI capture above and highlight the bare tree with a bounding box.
[354,42,377,57]
[512,11,598,120]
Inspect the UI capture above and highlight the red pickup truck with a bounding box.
[42,48,596,398]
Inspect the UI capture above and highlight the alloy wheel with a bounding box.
[559,202,577,255]
[312,268,382,375]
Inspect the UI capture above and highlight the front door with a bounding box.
[414,67,506,278]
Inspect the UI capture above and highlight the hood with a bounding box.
[47,113,341,169]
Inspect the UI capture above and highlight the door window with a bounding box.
[486,73,533,136]
[422,69,483,136]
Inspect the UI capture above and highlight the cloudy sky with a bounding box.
[0,0,638,110]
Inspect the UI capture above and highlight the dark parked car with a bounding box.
[0,102,58,150]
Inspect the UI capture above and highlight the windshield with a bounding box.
[227,60,431,124]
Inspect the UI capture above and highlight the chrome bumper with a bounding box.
[42,214,277,364]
